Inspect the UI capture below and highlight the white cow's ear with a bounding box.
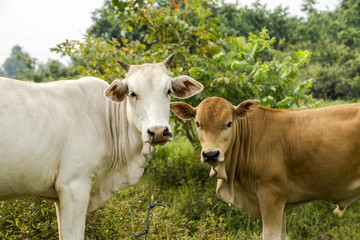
[104,80,128,103]
[235,100,260,118]
[171,76,203,99]
[170,102,196,120]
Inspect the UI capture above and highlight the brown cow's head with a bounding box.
[170,97,259,165]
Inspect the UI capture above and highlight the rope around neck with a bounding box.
[134,136,165,239]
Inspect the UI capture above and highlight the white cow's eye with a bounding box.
[129,92,137,97]
[167,89,172,95]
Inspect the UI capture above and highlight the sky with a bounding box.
[0,0,341,67]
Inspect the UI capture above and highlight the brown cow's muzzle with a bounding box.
[202,150,220,163]
[147,127,172,145]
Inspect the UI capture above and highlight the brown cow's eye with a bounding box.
[226,121,232,128]
[196,121,200,128]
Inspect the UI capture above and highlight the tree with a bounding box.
[1,45,79,82]
[281,0,360,100]
[87,1,122,39]
[0,67,5,77]
[20,59,79,83]
[211,1,298,48]
[2,45,33,78]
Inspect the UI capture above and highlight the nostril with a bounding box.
[148,129,155,138]
[163,127,173,137]
[202,151,220,162]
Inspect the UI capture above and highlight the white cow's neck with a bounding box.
[86,95,147,212]
[105,98,143,169]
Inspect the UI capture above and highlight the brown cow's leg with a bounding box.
[334,195,359,217]
[281,212,286,240]
[257,184,288,240]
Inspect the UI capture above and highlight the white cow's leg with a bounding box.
[257,185,288,240]
[55,201,64,240]
[56,180,91,240]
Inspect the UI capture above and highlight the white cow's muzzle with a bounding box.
[143,124,172,145]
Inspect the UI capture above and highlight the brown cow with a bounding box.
[170,96,360,240]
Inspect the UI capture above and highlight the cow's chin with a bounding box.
[153,140,171,146]
[141,137,172,156]
[142,143,156,155]
[143,136,172,145]
[201,157,224,167]
[207,161,220,167]
[151,136,172,145]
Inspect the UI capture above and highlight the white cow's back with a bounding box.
[0,77,109,200]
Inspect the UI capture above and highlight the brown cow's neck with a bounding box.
[235,117,259,189]
[223,109,267,190]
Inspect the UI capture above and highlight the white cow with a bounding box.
[0,54,203,240]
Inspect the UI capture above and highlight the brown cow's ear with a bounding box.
[104,80,129,103]
[170,102,196,120]
[235,100,260,118]
[171,76,203,99]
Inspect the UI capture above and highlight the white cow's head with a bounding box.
[104,54,203,145]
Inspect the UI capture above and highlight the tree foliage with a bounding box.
[1,45,32,78]
[21,59,79,83]
[281,0,360,100]
[211,1,298,49]
[1,45,78,82]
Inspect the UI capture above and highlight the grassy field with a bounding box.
[1,178,360,239]
[1,99,360,239]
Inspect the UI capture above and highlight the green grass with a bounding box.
[2,184,360,239]
[0,183,232,239]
